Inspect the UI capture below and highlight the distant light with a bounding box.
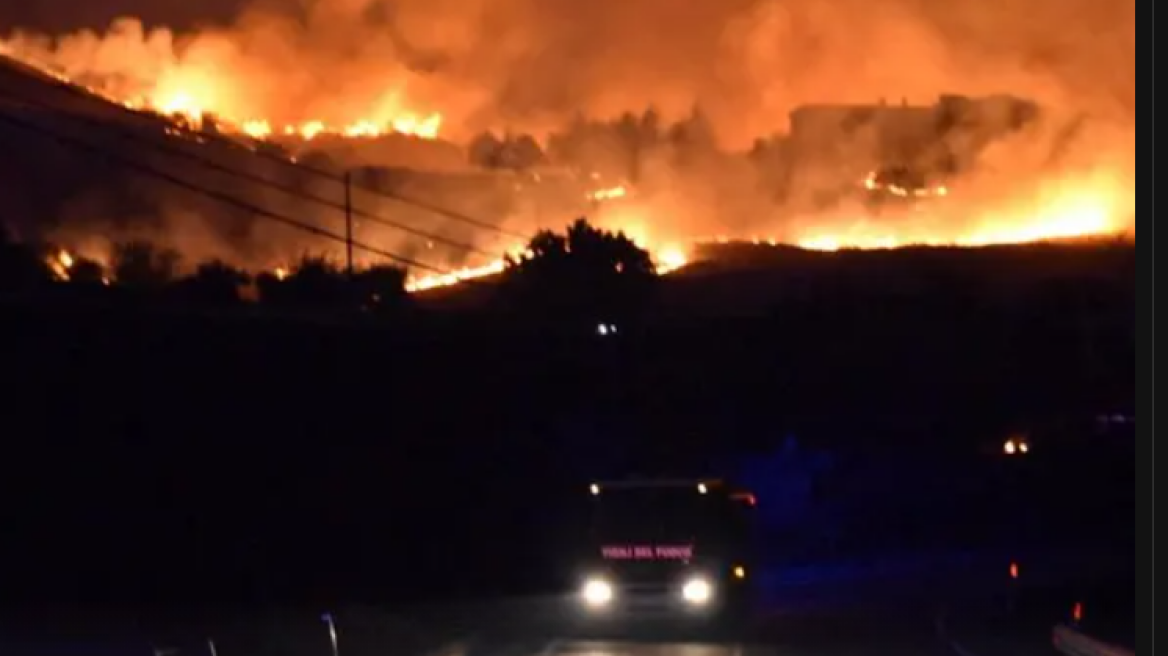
[590,484,601,496]
[1010,562,1020,579]
[1004,438,1030,456]
[731,492,758,507]
[733,566,747,580]
[697,483,708,494]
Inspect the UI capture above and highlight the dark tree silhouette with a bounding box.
[639,108,663,144]
[297,151,342,175]
[501,218,657,324]
[0,227,50,291]
[501,134,545,170]
[111,241,181,289]
[470,131,545,170]
[614,112,646,184]
[667,106,718,168]
[171,261,251,305]
[68,258,108,287]
[351,265,409,314]
[253,271,286,305]
[256,256,349,309]
[546,116,632,180]
[468,131,505,168]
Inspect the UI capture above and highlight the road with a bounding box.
[6,550,1118,656]
[370,584,1019,656]
[0,595,991,656]
[0,599,1058,656]
[443,614,952,656]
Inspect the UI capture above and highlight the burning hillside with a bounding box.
[0,0,1135,291]
[0,18,444,141]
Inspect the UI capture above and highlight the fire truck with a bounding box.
[573,479,758,617]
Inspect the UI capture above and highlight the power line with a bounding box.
[0,56,532,242]
[0,105,452,273]
[0,92,500,259]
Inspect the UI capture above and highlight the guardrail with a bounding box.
[1053,624,1134,656]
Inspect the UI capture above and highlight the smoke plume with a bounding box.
[0,0,1136,277]
[2,0,1134,142]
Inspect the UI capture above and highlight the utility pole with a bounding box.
[344,171,354,277]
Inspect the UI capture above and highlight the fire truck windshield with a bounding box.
[589,484,747,543]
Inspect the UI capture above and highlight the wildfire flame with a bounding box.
[402,239,690,292]
[862,171,949,198]
[3,25,1132,296]
[795,170,1129,251]
[47,249,73,280]
[406,259,509,292]
[147,88,444,141]
[44,249,112,285]
[589,185,629,202]
[1,43,444,142]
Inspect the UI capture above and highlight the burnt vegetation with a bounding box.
[0,219,658,316]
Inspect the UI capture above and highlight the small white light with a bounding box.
[697,483,708,494]
[590,484,601,496]
[682,577,713,605]
[581,578,614,607]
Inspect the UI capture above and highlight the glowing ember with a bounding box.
[46,249,74,280]
[241,120,272,139]
[655,245,689,273]
[589,185,629,202]
[862,170,949,198]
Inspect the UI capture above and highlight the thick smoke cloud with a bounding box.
[2,0,1134,143]
[0,0,1136,275]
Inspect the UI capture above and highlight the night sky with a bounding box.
[1,0,239,32]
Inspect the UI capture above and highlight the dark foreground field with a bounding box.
[0,243,1136,656]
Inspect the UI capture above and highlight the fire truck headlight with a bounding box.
[581,578,614,607]
[681,577,714,605]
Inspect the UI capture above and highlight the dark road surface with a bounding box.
[412,597,950,656]
[0,595,1019,656]
[334,581,1053,656]
[442,612,953,656]
[5,549,1131,656]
